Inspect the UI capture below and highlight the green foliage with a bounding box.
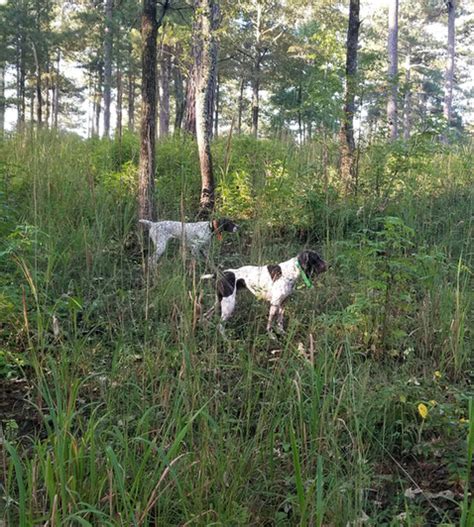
[0,130,472,526]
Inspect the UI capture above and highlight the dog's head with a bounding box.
[211,218,239,240]
[297,250,327,278]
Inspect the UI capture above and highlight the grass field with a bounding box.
[1,129,473,526]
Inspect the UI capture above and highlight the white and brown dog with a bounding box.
[139,218,238,265]
[202,250,327,335]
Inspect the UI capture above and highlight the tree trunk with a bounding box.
[127,41,135,131]
[403,52,411,141]
[30,88,35,124]
[339,0,360,190]
[158,44,170,138]
[17,38,26,128]
[45,61,50,128]
[103,0,113,138]
[173,56,185,132]
[251,2,262,138]
[139,0,168,221]
[183,63,196,135]
[53,49,60,128]
[94,66,103,136]
[194,0,219,214]
[116,66,123,141]
[31,42,43,127]
[251,58,260,137]
[0,62,5,136]
[387,0,399,141]
[297,82,302,143]
[443,0,455,134]
[237,77,244,134]
[214,74,219,138]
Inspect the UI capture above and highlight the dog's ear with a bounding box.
[218,218,239,233]
[212,219,223,240]
[297,251,310,270]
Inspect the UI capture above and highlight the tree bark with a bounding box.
[103,0,113,138]
[17,37,26,128]
[53,49,60,128]
[31,42,43,126]
[237,77,244,134]
[158,44,171,138]
[194,0,219,214]
[138,0,169,221]
[45,60,50,128]
[127,41,135,131]
[387,0,399,141]
[251,56,260,137]
[94,66,103,136]
[443,0,455,133]
[214,74,219,138]
[0,62,5,136]
[251,2,262,138]
[183,63,196,135]
[116,66,123,141]
[339,0,360,190]
[173,55,185,132]
[403,52,411,141]
[297,82,302,143]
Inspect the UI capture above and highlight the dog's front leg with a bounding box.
[267,305,279,333]
[276,306,286,334]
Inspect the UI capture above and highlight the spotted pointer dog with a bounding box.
[139,218,238,265]
[202,250,327,335]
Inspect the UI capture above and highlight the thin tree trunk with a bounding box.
[103,0,113,138]
[387,0,399,141]
[214,74,219,138]
[297,82,302,143]
[339,0,360,190]
[251,2,262,138]
[116,66,123,141]
[17,38,26,128]
[173,56,185,132]
[30,87,35,123]
[45,61,50,128]
[138,0,169,221]
[183,63,196,135]
[443,0,455,135]
[53,49,60,128]
[237,77,244,134]
[34,2,43,127]
[403,52,411,141]
[251,58,260,137]
[194,0,219,214]
[95,66,103,136]
[31,42,43,126]
[88,68,94,136]
[0,62,5,136]
[127,41,135,131]
[158,44,170,138]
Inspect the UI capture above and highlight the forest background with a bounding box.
[0,0,473,525]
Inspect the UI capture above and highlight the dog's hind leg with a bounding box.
[218,293,236,337]
[148,235,169,268]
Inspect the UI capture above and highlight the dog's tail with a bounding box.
[200,273,215,280]
[139,219,154,229]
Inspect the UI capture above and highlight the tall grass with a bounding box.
[1,129,472,525]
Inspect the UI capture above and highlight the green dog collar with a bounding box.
[296,261,314,289]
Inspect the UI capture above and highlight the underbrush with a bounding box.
[0,129,473,525]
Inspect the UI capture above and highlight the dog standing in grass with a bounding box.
[201,250,327,335]
[139,218,238,266]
